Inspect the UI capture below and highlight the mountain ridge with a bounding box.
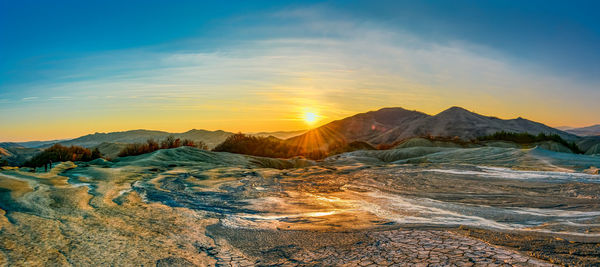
[564,124,600,136]
[0,129,308,150]
[1,106,594,162]
[286,106,579,154]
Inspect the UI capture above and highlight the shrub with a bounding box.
[213,133,298,158]
[182,139,195,147]
[160,135,178,149]
[147,139,159,151]
[0,157,8,167]
[182,139,209,150]
[24,144,102,167]
[118,143,150,157]
[118,137,209,157]
[213,133,339,159]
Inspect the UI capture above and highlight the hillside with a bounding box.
[0,147,11,157]
[6,129,305,150]
[576,136,600,155]
[0,129,311,165]
[0,145,43,166]
[250,130,306,139]
[371,107,577,143]
[285,107,429,152]
[47,129,232,149]
[286,106,578,154]
[565,124,600,136]
[1,107,596,163]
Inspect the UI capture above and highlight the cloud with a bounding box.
[49,96,73,101]
[3,6,599,129]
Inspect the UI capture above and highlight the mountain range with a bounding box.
[0,129,307,162]
[286,106,579,153]
[1,106,599,164]
[58,129,233,148]
[562,125,600,136]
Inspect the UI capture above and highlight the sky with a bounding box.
[1,0,600,141]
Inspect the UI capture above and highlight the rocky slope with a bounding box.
[286,106,578,153]
[565,124,600,136]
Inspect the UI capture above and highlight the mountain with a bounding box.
[555,126,574,131]
[92,142,129,159]
[564,124,600,136]
[58,129,234,148]
[285,107,429,152]
[0,140,68,149]
[0,129,316,165]
[171,129,234,148]
[18,129,306,150]
[0,107,590,163]
[0,145,43,166]
[0,147,10,157]
[576,136,600,155]
[250,130,306,139]
[286,106,578,153]
[372,107,577,143]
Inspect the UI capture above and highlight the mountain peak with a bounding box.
[440,106,471,113]
[374,107,410,112]
[435,106,478,117]
[564,124,600,136]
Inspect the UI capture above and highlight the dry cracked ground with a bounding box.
[204,227,555,266]
[1,147,599,266]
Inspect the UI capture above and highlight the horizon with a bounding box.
[3,105,596,142]
[2,3,600,265]
[2,1,600,141]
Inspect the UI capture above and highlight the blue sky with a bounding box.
[1,0,599,141]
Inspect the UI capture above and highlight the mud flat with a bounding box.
[1,146,599,265]
[455,227,600,266]
[208,224,555,266]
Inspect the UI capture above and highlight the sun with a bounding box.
[303,112,319,125]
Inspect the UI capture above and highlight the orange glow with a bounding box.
[303,112,319,125]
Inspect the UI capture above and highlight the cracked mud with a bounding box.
[1,147,599,266]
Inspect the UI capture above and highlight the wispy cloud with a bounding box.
[1,6,599,141]
[49,96,73,101]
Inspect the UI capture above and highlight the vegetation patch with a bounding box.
[118,136,209,157]
[477,131,583,153]
[24,144,102,167]
[212,133,372,159]
[213,133,300,158]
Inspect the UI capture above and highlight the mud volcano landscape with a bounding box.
[1,145,599,266]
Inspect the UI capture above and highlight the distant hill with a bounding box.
[576,136,600,155]
[0,145,43,166]
[0,129,309,164]
[92,142,129,159]
[0,147,11,157]
[1,107,596,164]
[250,130,306,139]
[57,129,234,148]
[564,124,600,136]
[0,140,67,149]
[286,106,578,154]
[0,129,235,165]
[285,107,430,153]
[3,129,309,151]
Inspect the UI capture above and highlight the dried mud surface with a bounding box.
[1,147,599,266]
